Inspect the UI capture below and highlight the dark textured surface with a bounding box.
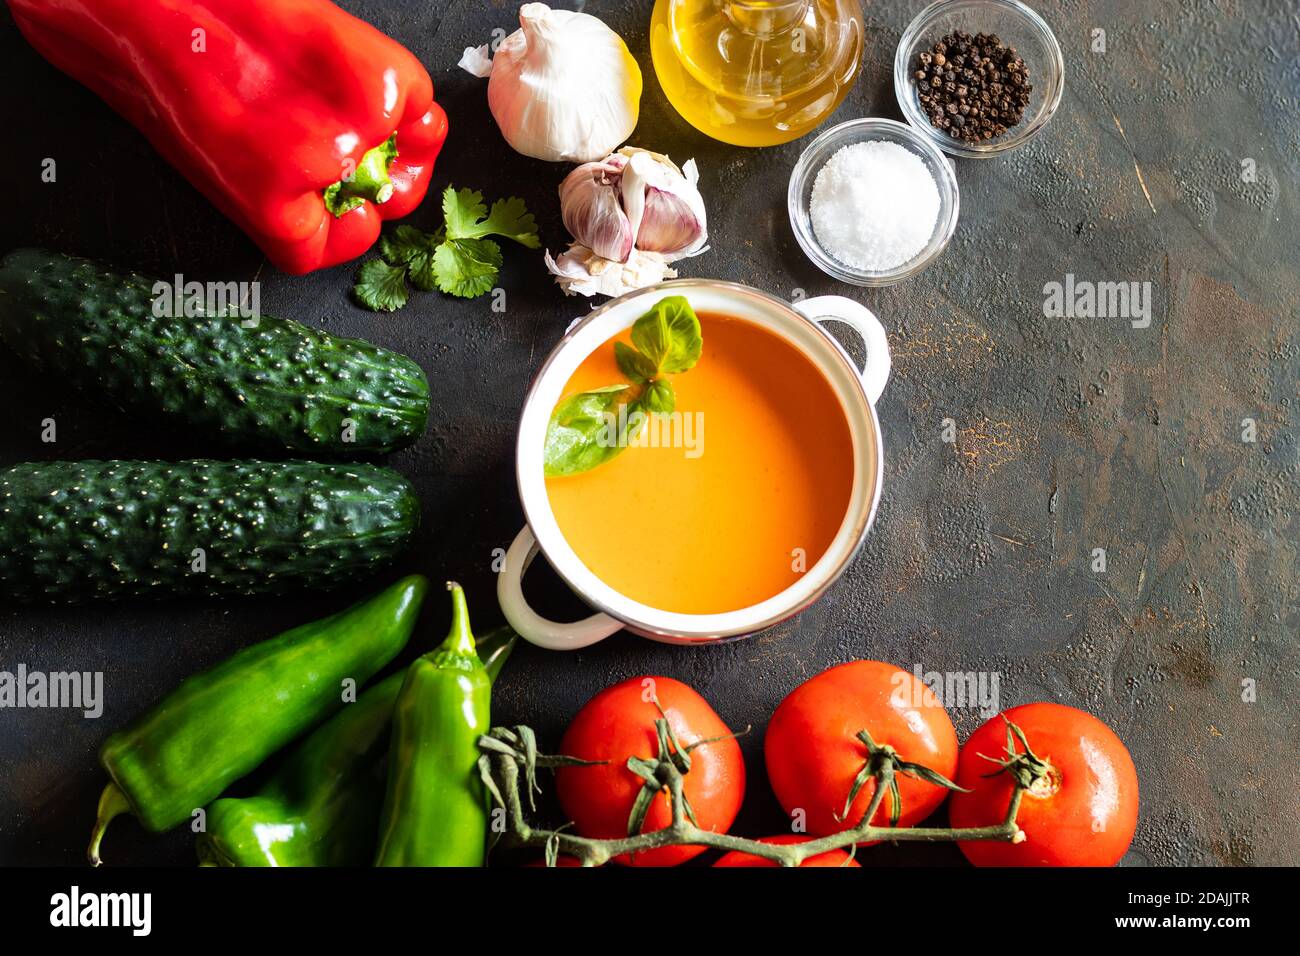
[0,0,1296,866]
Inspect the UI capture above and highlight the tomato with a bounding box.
[713,834,861,868]
[764,660,959,837]
[555,676,745,867]
[948,703,1139,867]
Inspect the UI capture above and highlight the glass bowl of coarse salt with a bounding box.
[788,117,959,286]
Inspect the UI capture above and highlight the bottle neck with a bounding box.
[724,0,811,38]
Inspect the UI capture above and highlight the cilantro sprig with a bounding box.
[544,296,703,477]
[353,186,540,311]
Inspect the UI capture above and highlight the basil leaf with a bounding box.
[544,297,703,476]
[631,296,703,376]
[544,385,642,477]
[615,341,657,384]
[642,379,675,415]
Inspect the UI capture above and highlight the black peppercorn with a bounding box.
[912,29,1031,143]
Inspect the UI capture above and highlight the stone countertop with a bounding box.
[0,0,1295,865]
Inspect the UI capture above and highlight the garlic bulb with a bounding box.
[458,3,641,164]
[547,147,708,297]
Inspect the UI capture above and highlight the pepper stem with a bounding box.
[87,781,131,867]
[441,581,476,657]
[323,133,398,217]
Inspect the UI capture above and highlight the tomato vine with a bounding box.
[477,713,1044,867]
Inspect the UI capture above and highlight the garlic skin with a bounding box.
[460,3,642,164]
[545,246,678,299]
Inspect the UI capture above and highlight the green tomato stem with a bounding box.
[481,719,1029,867]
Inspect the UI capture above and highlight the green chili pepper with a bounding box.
[374,581,490,867]
[196,626,517,867]
[88,575,429,866]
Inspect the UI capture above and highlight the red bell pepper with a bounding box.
[9,0,448,274]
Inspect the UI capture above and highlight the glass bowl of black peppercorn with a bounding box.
[894,0,1064,158]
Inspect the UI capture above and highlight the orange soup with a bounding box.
[544,312,854,614]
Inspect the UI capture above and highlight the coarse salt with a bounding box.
[809,140,941,272]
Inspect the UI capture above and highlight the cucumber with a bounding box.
[0,249,429,456]
[0,460,419,603]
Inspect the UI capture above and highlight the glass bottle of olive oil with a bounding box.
[650,0,864,147]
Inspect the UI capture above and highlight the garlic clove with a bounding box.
[637,186,705,256]
[619,149,709,262]
[559,158,634,262]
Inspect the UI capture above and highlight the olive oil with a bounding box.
[650,0,864,147]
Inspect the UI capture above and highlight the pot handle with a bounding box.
[496,526,624,650]
[793,296,892,405]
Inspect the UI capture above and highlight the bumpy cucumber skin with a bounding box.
[0,460,420,603]
[0,249,429,456]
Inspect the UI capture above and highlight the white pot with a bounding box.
[498,279,891,649]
